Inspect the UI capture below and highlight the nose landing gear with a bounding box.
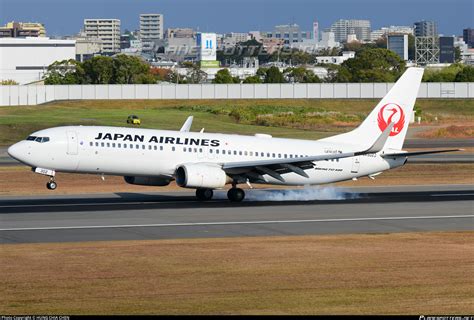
[46,178,57,190]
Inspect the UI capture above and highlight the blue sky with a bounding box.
[1,0,472,37]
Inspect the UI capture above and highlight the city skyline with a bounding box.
[0,0,472,37]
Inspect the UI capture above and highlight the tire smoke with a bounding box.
[244,185,359,201]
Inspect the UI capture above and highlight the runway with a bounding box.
[1,185,473,244]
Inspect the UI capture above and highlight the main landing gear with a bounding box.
[196,188,213,201]
[227,186,245,202]
[46,178,57,190]
[195,186,246,202]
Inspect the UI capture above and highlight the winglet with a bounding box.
[180,116,194,132]
[355,122,394,155]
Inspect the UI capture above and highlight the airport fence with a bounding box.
[1,82,473,106]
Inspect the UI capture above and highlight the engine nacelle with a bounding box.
[124,176,171,186]
[175,163,230,189]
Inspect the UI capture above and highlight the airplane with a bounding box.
[7,67,460,202]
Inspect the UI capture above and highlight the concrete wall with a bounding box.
[1,82,473,106]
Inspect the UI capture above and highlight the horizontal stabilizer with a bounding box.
[382,149,462,158]
[355,122,394,155]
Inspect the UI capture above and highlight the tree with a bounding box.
[265,66,286,83]
[336,48,406,82]
[186,65,207,84]
[455,66,474,82]
[82,56,114,84]
[284,67,321,83]
[213,69,239,83]
[243,75,263,83]
[423,64,464,82]
[112,54,151,84]
[44,59,85,84]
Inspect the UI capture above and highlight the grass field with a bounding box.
[1,232,473,314]
[1,98,473,145]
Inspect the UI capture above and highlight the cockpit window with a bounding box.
[26,136,50,143]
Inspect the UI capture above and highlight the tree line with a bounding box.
[37,49,474,85]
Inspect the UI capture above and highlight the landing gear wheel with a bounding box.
[196,188,213,201]
[227,188,245,202]
[46,181,57,190]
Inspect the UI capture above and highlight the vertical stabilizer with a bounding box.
[320,67,424,151]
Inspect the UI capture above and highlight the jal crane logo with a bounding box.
[377,103,405,136]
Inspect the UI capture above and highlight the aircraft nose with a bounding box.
[7,143,25,162]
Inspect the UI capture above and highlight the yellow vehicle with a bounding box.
[126,115,141,125]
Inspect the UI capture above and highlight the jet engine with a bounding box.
[175,163,230,189]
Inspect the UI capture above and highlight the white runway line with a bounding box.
[1,215,473,232]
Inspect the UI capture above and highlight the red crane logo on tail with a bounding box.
[377,103,405,136]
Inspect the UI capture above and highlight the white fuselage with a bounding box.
[8,125,406,186]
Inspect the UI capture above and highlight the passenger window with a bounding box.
[199,148,202,153]
[278,153,281,158]
[244,151,248,156]
[267,153,270,157]
[101,142,105,147]
[118,143,121,148]
[216,149,219,154]
[89,142,93,147]
[194,148,197,153]
[183,147,186,152]
[284,154,287,158]
[272,153,275,158]
[154,146,157,150]
[250,151,253,156]
[239,151,242,155]
[124,144,127,148]
[135,145,139,149]
[112,143,116,148]
[95,142,99,147]
[210,149,213,153]
[106,143,110,147]
[160,146,163,151]
[141,145,145,150]
[130,144,133,149]
[172,146,176,151]
[233,151,237,155]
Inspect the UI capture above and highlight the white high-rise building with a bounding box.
[140,14,163,40]
[83,19,121,54]
[140,13,164,52]
[330,19,371,42]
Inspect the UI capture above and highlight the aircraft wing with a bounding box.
[382,149,462,158]
[221,123,395,182]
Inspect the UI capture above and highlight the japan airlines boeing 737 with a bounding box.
[7,68,459,202]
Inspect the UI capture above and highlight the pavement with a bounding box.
[1,184,473,244]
